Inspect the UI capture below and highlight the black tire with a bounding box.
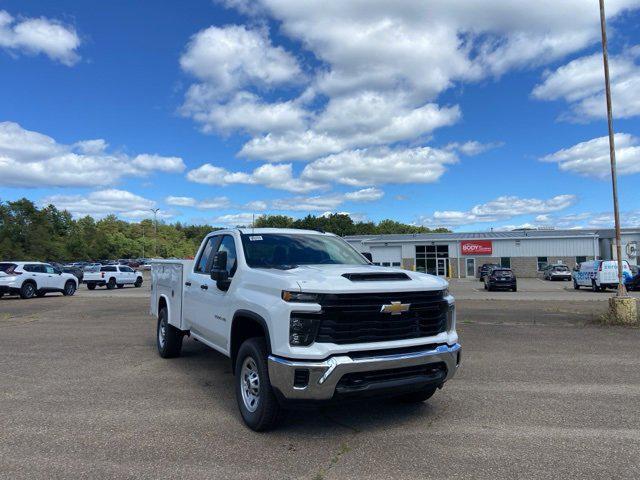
[36,290,46,297]
[106,277,116,290]
[235,337,283,431]
[573,280,580,290]
[20,282,36,299]
[512,286,517,292]
[483,282,488,290]
[117,284,124,289]
[63,281,76,296]
[592,280,600,292]
[156,307,183,358]
[396,385,438,403]
[134,277,143,288]
[87,283,96,290]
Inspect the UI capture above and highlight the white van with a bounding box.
[573,260,633,291]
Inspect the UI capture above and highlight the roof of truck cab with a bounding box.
[235,228,335,236]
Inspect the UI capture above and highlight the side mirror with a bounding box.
[362,252,373,263]
[210,251,231,291]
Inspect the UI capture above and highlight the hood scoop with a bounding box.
[342,272,410,282]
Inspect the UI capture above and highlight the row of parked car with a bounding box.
[0,260,145,299]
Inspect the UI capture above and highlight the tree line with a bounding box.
[0,198,448,261]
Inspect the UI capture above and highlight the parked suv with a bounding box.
[478,263,500,281]
[0,262,78,299]
[484,268,517,292]
[543,264,572,281]
[151,228,461,431]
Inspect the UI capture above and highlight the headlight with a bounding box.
[289,314,320,346]
[446,304,455,331]
[282,290,320,302]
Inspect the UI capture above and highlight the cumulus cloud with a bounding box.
[271,188,384,211]
[0,122,186,188]
[0,10,81,65]
[421,194,577,227]
[301,146,458,187]
[186,162,323,193]
[213,212,256,226]
[532,46,640,120]
[445,140,504,156]
[541,134,640,178]
[41,189,167,220]
[165,196,231,209]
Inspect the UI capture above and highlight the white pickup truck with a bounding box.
[150,228,461,431]
[84,265,143,290]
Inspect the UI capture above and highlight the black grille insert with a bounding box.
[297,290,447,345]
[336,362,447,392]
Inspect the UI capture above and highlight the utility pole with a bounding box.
[141,225,145,259]
[599,0,627,297]
[150,208,160,258]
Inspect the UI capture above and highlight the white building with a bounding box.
[345,229,639,278]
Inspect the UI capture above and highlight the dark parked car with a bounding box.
[484,268,517,292]
[626,270,640,291]
[478,263,500,281]
[51,262,84,283]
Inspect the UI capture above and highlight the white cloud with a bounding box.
[271,188,382,211]
[180,25,302,99]
[0,10,81,65]
[165,195,231,209]
[532,46,640,120]
[343,187,384,202]
[41,189,166,219]
[186,162,324,193]
[541,134,640,178]
[301,146,458,186]
[0,122,186,188]
[213,212,256,226]
[421,194,577,227]
[445,140,503,156]
[244,200,268,210]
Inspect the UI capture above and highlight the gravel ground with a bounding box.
[0,290,639,479]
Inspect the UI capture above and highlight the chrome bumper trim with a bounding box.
[268,343,461,401]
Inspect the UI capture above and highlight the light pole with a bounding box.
[141,225,145,259]
[598,0,627,297]
[150,208,160,258]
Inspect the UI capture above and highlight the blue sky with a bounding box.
[1,0,639,231]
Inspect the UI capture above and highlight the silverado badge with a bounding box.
[380,301,410,315]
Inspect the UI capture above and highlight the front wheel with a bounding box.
[573,280,580,290]
[235,337,283,431]
[106,277,116,290]
[63,281,76,296]
[134,277,143,288]
[156,308,183,358]
[592,281,600,292]
[86,283,96,290]
[395,385,438,403]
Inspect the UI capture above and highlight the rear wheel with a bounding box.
[157,307,183,358]
[116,284,124,289]
[20,282,36,299]
[512,285,517,292]
[396,385,438,403]
[235,337,283,431]
[573,280,580,290]
[87,283,96,290]
[592,280,600,292]
[106,277,116,290]
[63,281,76,296]
[134,277,143,288]
[36,291,46,297]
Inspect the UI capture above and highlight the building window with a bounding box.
[391,262,401,267]
[537,257,548,271]
[500,257,511,268]
[381,262,391,267]
[416,244,449,275]
[576,256,587,265]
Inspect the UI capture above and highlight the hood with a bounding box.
[258,264,447,294]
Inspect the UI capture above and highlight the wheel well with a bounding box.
[22,279,37,288]
[230,313,270,372]
[158,296,167,313]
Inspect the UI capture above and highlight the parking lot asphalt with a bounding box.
[1,283,639,479]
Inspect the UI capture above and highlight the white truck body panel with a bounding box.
[573,260,632,287]
[150,260,191,330]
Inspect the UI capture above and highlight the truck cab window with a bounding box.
[195,236,219,274]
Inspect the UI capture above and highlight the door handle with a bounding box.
[185,281,192,286]
[200,284,208,290]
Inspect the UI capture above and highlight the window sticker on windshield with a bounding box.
[249,235,263,241]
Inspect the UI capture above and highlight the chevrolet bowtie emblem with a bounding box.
[380,301,410,315]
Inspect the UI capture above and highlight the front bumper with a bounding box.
[268,343,461,401]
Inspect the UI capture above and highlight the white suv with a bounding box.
[0,262,78,299]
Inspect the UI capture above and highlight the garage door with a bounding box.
[370,246,402,267]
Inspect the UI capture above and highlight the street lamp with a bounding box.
[150,208,160,257]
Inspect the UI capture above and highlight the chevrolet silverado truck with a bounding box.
[84,265,143,290]
[150,228,461,431]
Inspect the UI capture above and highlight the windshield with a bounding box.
[553,266,569,272]
[241,233,368,268]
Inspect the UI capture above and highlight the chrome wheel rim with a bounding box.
[240,357,260,412]
[158,316,166,349]
[66,283,75,295]
[25,284,34,297]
